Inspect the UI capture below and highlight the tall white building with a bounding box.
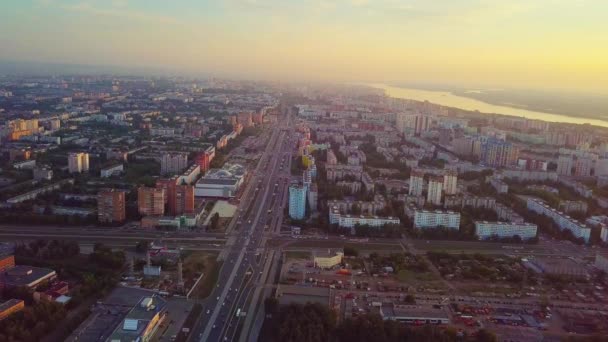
[289,184,307,220]
[574,157,592,177]
[443,171,458,195]
[556,155,573,176]
[408,170,424,196]
[161,153,188,175]
[594,158,608,177]
[427,175,443,205]
[474,221,538,240]
[68,152,89,173]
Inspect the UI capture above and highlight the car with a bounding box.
[217,296,220,300]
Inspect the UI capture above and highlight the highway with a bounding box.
[191,105,295,341]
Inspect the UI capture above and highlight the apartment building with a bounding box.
[474,221,538,240]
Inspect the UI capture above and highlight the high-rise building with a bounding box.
[308,183,318,213]
[49,119,61,131]
[174,184,195,216]
[237,112,253,127]
[98,189,126,223]
[326,150,338,165]
[427,175,443,205]
[197,147,215,173]
[414,115,431,136]
[161,153,188,175]
[452,136,482,158]
[480,139,519,167]
[289,184,307,220]
[408,170,424,196]
[574,157,592,177]
[557,155,573,176]
[595,158,608,177]
[155,178,194,216]
[443,170,458,195]
[68,152,89,173]
[138,187,165,216]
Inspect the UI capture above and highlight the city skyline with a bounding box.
[1,0,607,93]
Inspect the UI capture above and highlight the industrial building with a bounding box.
[107,296,167,342]
[194,163,246,198]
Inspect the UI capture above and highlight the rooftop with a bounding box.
[107,296,167,342]
[0,299,24,312]
[0,265,56,288]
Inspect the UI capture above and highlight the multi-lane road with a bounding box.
[190,105,296,342]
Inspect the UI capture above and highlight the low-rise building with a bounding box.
[313,249,344,269]
[0,299,25,320]
[194,163,246,198]
[0,265,57,289]
[329,207,400,228]
[595,254,608,273]
[527,257,587,278]
[100,164,124,178]
[33,167,53,181]
[380,304,450,325]
[107,296,167,342]
[489,177,508,194]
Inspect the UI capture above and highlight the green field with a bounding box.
[286,240,404,252]
[396,269,439,282]
[285,251,311,260]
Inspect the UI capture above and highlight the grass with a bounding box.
[346,242,403,252]
[285,251,311,260]
[287,240,403,251]
[190,259,222,299]
[410,239,541,254]
[396,269,439,282]
[182,252,212,281]
[175,303,202,342]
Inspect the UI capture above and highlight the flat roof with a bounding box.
[108,296,167,341]
[0,299,24,311]
[381,305,449,320]
[0,265,56,287]
[196,178,239,186]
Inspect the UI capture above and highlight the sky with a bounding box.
[0,0,607,93]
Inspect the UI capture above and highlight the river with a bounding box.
[370,83,608,128]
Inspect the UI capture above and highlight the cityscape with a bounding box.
[1,2,608,342]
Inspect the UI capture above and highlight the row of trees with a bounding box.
[262,302,497,342]
[15,239,80,259]
[0,300,67,342]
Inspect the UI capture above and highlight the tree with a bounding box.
[264,297,279,315]
[475,329,497,342]
[404,294,416,304]
[135,241,149,254]
[209,212,220,230]
[344,246,359,257]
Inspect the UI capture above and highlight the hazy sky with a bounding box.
[1,0,607,93]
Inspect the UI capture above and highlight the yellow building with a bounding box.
[313,249,344,269]
[0,299,24,320]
